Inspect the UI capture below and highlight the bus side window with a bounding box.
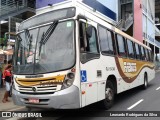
[116,34,127,57]
[98,26,115,55]
[132,43,136,59]
[147,49,151,62]
[138,44,142,60]
[79,21,100,63]
[127,39,134,59]
[145,48,149,61]
[79,22,85,51]
[149,50,153,62]
[143,47,147,61]
[141,46,145,60]
[135,43,140,60]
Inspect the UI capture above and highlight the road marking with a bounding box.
[156,86,160,90]
[7,106,25,111]
[127,99,144,110]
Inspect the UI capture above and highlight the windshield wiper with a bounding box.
[39,20,58,55]
[40,20,58,44]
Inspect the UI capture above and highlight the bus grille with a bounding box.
[18,85,59,95]
[15,75,65,94]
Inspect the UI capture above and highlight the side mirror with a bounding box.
[86,26,93,38]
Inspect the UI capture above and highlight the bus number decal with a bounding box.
[106,67,115,71]
[81,70,87,82]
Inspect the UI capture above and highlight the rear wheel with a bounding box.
[102,80,115,110]
[142,73,148,89]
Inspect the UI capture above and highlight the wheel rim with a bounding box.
[105,88,114,101]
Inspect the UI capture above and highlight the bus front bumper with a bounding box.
[12,85,80,109]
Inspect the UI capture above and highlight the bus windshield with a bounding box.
[14,20,75,75]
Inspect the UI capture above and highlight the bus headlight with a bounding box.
[65,79,73,86]
[67,73,75,79]
[61,72,75,90]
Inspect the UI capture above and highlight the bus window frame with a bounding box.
[147,49,151,62]
[132,43,137,59]
[149,50,153,62]
[145,48,149,62]
[79,21,100,64]
[126,39,135,59]
[134,43,141,60]
[138,44,143,61]
[98,25,116,57]
[141,46,146,61]
[115,33,127,58]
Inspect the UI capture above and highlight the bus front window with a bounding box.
[14,20,75,74]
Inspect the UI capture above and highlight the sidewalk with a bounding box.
[0,87,20,111]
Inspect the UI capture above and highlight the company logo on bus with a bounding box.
[124,62,137,73]
[32,87,37,92]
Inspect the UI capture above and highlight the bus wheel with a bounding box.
[102,81,115,110]
[142,73,148,89]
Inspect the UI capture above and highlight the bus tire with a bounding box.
[142,73,148,89]
[102,80,115,110]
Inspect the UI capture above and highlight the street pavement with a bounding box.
[0,88,24,111]
[1,70,160,120]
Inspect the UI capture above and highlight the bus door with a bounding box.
[79,21,103,107]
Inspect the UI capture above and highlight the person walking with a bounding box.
[1,60,8,88]
[2,65,12,103]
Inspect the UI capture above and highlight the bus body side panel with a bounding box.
[80,56,117,107]
[115,57,155,94]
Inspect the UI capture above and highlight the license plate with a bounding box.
[29,98,39,103]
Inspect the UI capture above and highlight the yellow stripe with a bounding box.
[15,75,65,86]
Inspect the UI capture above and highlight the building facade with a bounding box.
[0,0,36,61]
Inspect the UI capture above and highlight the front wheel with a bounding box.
[102,81,115,110]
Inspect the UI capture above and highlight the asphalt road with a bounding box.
[2,71,160,120]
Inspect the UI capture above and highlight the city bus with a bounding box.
[12,1,155,110]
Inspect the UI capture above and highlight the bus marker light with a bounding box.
[82,91,85,94]
[71,68,76,72]
[89,84,92,87]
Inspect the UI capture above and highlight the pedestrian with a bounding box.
[2,65,12,103]
[7,59,13,97]
[1,60,7,88]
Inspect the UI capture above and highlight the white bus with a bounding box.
[12,1,155,110]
